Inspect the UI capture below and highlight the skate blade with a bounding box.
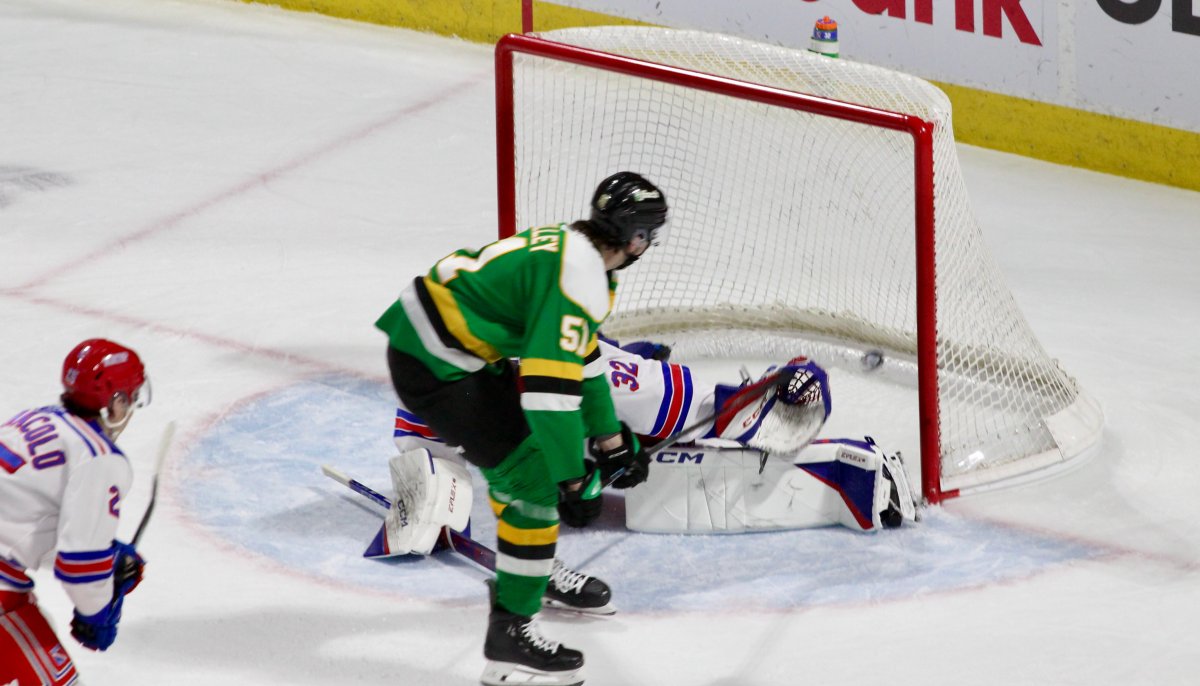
[480,660,584,685]
[541,597,616,616]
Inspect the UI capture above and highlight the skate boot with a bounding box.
[542,558,615,615]
[482,586,584,686]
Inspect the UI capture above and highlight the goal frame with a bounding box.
[494,32,951,503]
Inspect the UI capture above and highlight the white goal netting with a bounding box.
[500,27,1103,497]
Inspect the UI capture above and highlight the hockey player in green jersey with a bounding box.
[376,171,667,686]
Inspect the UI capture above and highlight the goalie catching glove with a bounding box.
[710,356,832,454]
[589,422,649,489]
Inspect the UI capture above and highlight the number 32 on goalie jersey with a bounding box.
[608,360,640,391]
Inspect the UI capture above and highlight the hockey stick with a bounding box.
[324,367,816,570]
[320,464,497,571]
[131,421,175,545]
[112,421,175,590]
[604,362,811,483]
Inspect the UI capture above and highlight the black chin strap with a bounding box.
[615,252,641,270]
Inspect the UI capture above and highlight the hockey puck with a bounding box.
[861,350,884,371]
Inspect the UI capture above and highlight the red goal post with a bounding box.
[493,29,1102,504]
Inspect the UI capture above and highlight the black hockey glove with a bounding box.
[590,422,650,489]
[558,461,603,528]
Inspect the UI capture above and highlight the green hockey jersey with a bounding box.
[376,223,622,483]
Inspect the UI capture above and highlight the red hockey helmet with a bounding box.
[61,339,148,413]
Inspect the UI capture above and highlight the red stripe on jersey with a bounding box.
[0,559,33,590]
[656,364,687,439]
[394,416,437,439]
[54,555,114,578]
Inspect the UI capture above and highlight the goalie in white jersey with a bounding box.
[390,336,916,542]
[0,339,151,686]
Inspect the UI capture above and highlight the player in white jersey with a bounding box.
[0,339,151,686]
[389,336,916,542]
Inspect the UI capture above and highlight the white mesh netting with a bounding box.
[503,27,1102,495]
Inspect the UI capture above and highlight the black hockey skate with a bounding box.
[483,583,585,686]
[542,558,615,616]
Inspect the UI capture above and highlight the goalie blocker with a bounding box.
[625,436,917,533]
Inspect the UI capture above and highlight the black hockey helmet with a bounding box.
[589,172,668,247]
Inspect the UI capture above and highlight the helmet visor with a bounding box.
[132,376,152,409]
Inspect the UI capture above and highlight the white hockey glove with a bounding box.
[384,448,473,555]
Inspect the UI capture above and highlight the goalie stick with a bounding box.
[320,464,496,570]
[321,365,822,570]
[607,359,825,481]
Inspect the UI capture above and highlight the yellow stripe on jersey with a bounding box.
[497,520,560,546]
[421,277,503,363]
[520,358,583,382]
[489,494,507,518]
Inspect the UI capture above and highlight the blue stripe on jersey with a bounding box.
[54,547,116,585]
[56,411,99,456]
[52,408,123,458]
[649,363,674,437]
[85,416,122,455]
[669,366,694,436]
[396,408,425,423]
[393,408,443,442]
[0,557,34,590]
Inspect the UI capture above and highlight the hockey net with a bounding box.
[495,27,1103,502]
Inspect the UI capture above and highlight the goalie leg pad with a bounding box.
[384,448,474,556]
[802,437,917,530]
[626,445,873,533]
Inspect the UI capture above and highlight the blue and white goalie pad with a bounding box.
[624,436,916,533]
[368,448,472,557]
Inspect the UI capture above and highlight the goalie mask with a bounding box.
[62,338,150,438]
[589,172,669,261]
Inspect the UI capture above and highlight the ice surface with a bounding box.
[2,1,1199,684]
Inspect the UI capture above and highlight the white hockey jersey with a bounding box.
[0,407,131,616]
[585,340,723,442]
